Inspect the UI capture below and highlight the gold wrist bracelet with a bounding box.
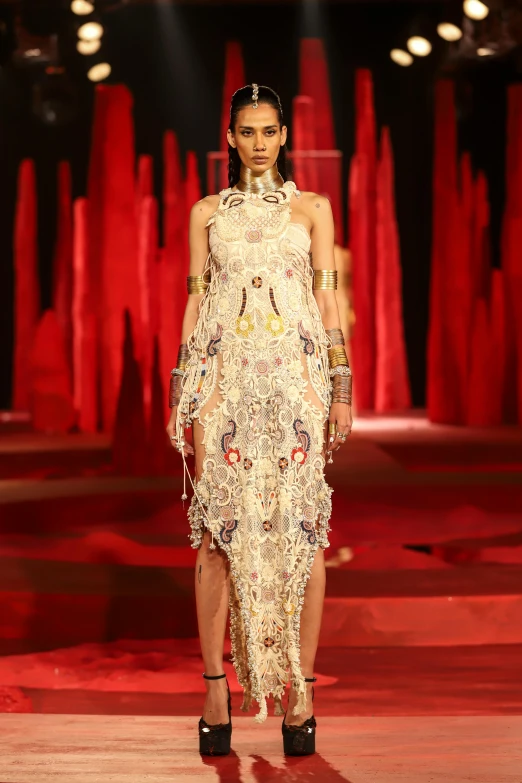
[313,269,337,290]
[328,346,348,368]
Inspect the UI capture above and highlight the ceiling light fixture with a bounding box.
[78,21,104,41]
[437,23,463,42]
[71,1,94,15]
[390,49,414,66]
[77,39,101,55]
[87,62,111,82]
[463,0,490,21]
[406,36,432,56]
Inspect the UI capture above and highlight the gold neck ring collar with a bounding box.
[236,163,284,194]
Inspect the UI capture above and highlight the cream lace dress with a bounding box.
[177,179,333,723]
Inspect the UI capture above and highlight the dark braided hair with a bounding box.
[227,85,291,188]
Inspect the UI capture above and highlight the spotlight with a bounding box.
[77,39,101,55]
[463,1,489,21]
[390,49,414,66]
[477,46,495,56]
[71,0,94,15]
[78,21,103,41]
[437,23,463,42]
[87,62,111,81]
[406,36,432,56]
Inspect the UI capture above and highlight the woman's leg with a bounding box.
[193,419,231,724]
[285,548,326,724]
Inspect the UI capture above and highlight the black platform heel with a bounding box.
[198,672,232,756]
[282,676,317,756]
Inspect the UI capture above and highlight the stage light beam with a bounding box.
[437,23,463,42]
[77,39,101,55]
[463,0,489,21]
[390,49,414,66]
[406,36,432,56]
[87,62,111,82]
[71,1,94,15]
[78,22,104,41]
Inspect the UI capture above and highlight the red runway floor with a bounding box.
[0,412,521,780]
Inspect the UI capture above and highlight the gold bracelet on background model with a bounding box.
[313,269,338,290]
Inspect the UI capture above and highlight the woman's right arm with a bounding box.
[166,195,220,451]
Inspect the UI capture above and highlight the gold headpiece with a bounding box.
[252,83,259,109]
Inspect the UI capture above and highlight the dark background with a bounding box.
[0,0,518,408]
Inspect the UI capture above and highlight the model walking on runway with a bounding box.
[166,84,353,756]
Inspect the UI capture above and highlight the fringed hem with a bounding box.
[187,471,332,728]
[253,697,268,724]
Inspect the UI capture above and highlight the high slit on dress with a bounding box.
[176,180,332,723]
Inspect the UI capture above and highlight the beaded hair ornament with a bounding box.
[252,83,259,109]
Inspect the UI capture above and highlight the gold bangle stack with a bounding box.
[313,269,337,290]
[332,375,352,405]
[169,344,189,407]
[328,346,349,368]
[187,274,209,295]
[326,327,345,347]
[327,335,352,404]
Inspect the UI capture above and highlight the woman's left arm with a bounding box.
[309,194,353,453]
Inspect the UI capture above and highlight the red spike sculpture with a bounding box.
[13,159,40,411]
[148,336,173,476]
[137,154,154,200]
[427,81,459,423]
[112,310,147,475]
[30,310,76,433]
[291,96,319,194]
[217,42,245,191]
[298,37,342,243]
[72,198,97,433]
[502,84,522,423]
[490,269,507,425]
[349,70,377,411]
[160,131,185,406]
[220,43,244,149]
[87,85,140,433]
[375,127,411,412]
[52,161,73,379]
[137,194,158,425]
[299,38,335,150]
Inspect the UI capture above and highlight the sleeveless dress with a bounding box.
[176,180,333,723]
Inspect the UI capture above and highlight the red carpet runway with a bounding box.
[0,412,521,781]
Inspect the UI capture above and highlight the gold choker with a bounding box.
[236,163,284,194]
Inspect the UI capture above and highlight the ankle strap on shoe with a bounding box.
[203,672,226,680]
[304,676,317,683]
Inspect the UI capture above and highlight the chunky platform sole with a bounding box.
[199,672,232,756]
[199,720,232,756]
[282,716,316,755]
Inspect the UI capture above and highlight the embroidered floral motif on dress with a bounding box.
[176,180,333,724]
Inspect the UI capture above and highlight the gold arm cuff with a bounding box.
[313,269,338,290]
[187,274,210,295]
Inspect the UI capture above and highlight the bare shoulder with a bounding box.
[298,191,332,210]
[189,194,221,226]
[297,191,333,226]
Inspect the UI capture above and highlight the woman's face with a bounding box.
[227,103,287,172]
